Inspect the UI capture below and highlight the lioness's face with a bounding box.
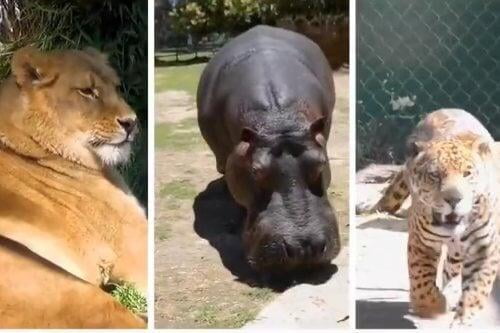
[12,47,138,166]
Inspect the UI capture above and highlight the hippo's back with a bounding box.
[197,25,334,124]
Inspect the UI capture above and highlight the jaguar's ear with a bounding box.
[11,46,57,88]
[472,138,492,158]
[408,141,427,157]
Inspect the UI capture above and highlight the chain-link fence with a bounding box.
[357,0,500,168]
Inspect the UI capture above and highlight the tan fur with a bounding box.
[375,109,499,327]
[0,47,146,327]
[0,236,144,328]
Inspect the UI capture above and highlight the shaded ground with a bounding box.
[154,64,349,328]
[356,163,500,329]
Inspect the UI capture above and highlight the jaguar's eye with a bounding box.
[78,87,99,99]
[463,170,471,177]
[428,171,439,180]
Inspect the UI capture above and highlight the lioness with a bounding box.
[0,46,147,328]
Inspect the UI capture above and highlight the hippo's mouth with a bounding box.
[244,233,339,273]
[246,253,333,275]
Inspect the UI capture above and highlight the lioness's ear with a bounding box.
[11,46,56,88]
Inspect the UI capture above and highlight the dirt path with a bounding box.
[154,70,349,328]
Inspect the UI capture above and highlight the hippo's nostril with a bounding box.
[284,242,294,259]
[311,237,327,257]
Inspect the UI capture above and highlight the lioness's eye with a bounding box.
[463,170,471,177]
[78,88,99,99]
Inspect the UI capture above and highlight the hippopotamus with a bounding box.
[197,25,340,271]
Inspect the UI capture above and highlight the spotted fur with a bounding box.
[375,109,499,327]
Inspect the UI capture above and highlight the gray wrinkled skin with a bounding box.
[197,25,340,271]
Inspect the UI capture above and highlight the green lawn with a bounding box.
[155,64,206,95]
[155,118,205,150]
[155,52,209,95]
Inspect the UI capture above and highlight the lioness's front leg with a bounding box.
[408,232,446,317]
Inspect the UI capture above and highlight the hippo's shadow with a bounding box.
[193,177,337,292]
[155,56,211,67]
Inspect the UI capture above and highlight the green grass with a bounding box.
[243,288,274,302]
[155,63,206,95]
[111,283,147,314]
[221,311,258,328]
[159,179,197,201]
[155,222,172,242]
[192,304,257,328]
[188,288,274,328]
[193,304,219,326]
[155,118,205,151]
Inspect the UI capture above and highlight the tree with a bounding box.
[169,0,276,37]
[168,0,347,37]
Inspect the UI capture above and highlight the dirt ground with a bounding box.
[154,69,349,328]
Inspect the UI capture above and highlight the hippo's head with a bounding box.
[225,117,340,272]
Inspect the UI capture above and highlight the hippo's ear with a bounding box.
[241,127,258,143]
[310,117,326,147]
[235,127,258,161]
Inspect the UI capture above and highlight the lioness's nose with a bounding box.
[117,117,138,135]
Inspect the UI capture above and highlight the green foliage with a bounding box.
[167,0,348,36]
[0,0,148,206]
[169,1,212,36]
[110,282,147,314]
[168,0,275,36]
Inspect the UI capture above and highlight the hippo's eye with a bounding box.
[463,170,471,177]
[78,87,99,100]
[307,161,325,183]
[251,165,267,181]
